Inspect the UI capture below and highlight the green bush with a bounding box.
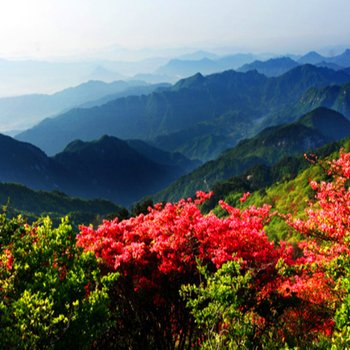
[0,213,117,349]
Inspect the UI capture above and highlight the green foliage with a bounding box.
[0,213,118,349]
[181,260,256,349]
[330,255,350,349]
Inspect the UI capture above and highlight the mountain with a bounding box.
[77,83,171,109]
[153,107,350,202]
[215,53,257,69]
[0,80,150,133]
[178,50,219,60]
[17,65,350,158]
[156,58,221,78]
[328,49,350,67]
[298,51,326,65]
[298,49,350,67]
[85,66,126,82]
[52,135,188,205]
[0,133,196,206]
[238,57,299,77]
[154,53,258,80]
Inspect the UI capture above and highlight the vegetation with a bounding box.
[0,182,126,227]
[3,147,350,348]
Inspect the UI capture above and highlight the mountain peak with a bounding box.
[173,72,206,89]
[298,107,350,141]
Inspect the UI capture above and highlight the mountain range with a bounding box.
[16,64,350,159]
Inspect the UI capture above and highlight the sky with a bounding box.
[0,0,349,60]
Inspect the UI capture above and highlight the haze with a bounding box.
[0,0,349,60]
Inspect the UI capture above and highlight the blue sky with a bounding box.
[0,0,349,59]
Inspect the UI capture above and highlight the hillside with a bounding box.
[16,65,350,158]
[153,107,350,202]
[0,182,124,226]
[0,133,62,190]
[291,82,350,119]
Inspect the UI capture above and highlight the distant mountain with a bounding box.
[156,58,221,78]
[238,57,299,77]
[85,66,126,82]
[17,65,350,158]
[0,80,150,132]
[131,73,177,84]
[0,133,196,206]
[154,53,258,79]
[154,107,350,202]
[298,49,350,67]
[178,50,219,60]
[78,83,171,109]
[329,49,350,67]
[215,53,257,69]
[298,51,326,65]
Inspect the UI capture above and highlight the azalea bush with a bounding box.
[78,190,331,348]
[0,214,117,350]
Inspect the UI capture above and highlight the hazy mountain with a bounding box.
[215,53,257,69]
[0,79,150,133]
[156,58,221,78]
[131,73,177,84]
[154,53,257,79]
[85,66,126,82]
[77,83,171,109]
[328,49,350,67]
[17,65,350,157]
[298,51,326,65]
[298,49,350,67]
[178,50,219,60]
[238,57,299,77]
[154,107,350,202]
